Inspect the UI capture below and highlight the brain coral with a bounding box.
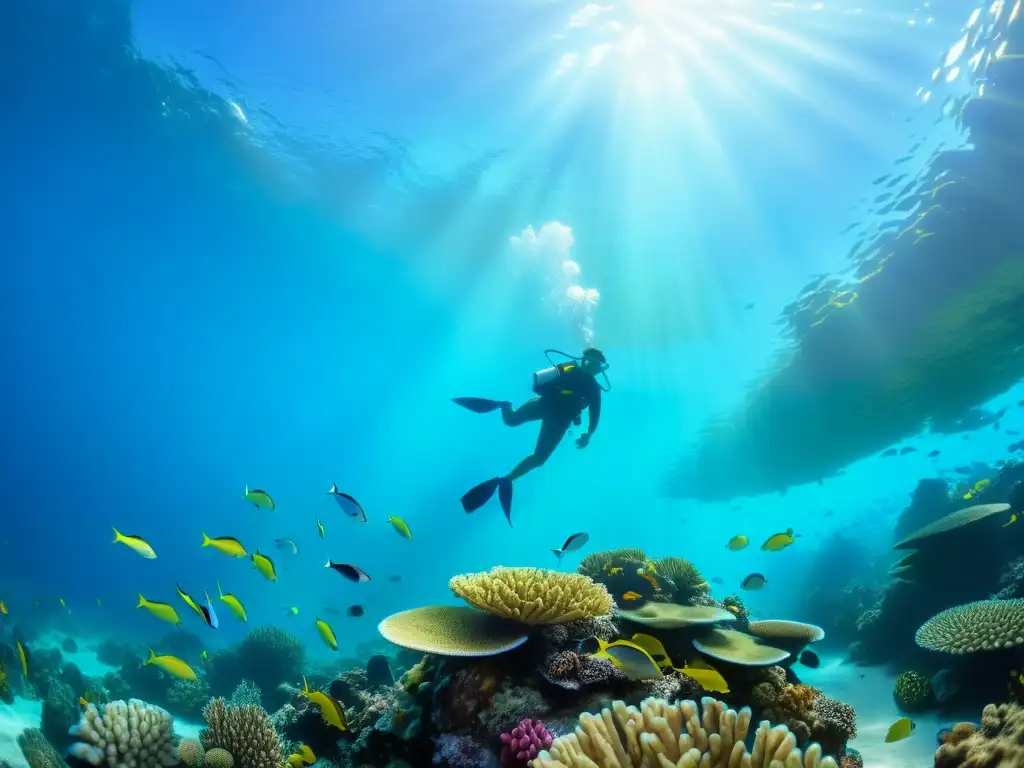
[894,671,934,712]
[916,599,1024,653]
[532,696,840,768]
[178,739,205,768]
[450,567,614,625]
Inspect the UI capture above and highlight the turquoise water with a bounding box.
[2,3,1024,766]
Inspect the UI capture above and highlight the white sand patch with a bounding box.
[0,698,43,768]
[800,654,974,768]
[34,632,118,678]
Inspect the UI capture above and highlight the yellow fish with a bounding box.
[621,591,643,601]
[1005,513,1019,528]
[244,485,275,510]
[0,600,7,616]
[144,649,197,680]
[17,641,29,679]
[252,550,278,581]
[300,676,348,731]
[726,535,749,551]
[59,597,68,611]
[885,717,915,743]
[137,593,182,626]
[216,582,247,622]
[284,606,300,616]
[674,657,730,695]
[761,528,796,552]
[629,634,672,669]
[963,491,974,500]
[589,638,662,681]
[608,566,623,576]
[316,618,338,651]
[201,533,247,558]
[386,516,412,540]
[79,696,89,711]
[316,518,325,539]
[200,650,209,663]
[286,745,316,768]
[112,528,157,559]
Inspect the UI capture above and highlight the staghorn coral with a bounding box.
[205,748,235,768]
[379,606,530,656]
[533,696,840,768]
[178,739,205,768]
[655,557,709,602]
[200,698,283,768]
[916,599,1024,653]
[67,699,178,768]
[17,729,64,768]
[893,671,933,712]
[450,567,614,625]
[935,702,1024,767]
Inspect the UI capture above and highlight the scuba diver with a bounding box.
[453,347,609,525]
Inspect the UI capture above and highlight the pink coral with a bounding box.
[499,718,553,767]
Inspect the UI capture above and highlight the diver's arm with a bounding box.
[585,387,601,435]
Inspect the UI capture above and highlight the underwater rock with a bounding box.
[156,629,204,662]
[40,679,78,750]
[895,479,955,544]
[367,654,394,688]
[94,638,134,668]
[207,627,305,710]
[932,668,961,705]
[431,732,498,768]
[60,662,86,695]
[61,637,78,654]
[100,671,131,701]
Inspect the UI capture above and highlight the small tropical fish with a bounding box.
[96,598,101,607]
[589,638,662,681]
[712,577,725,585]
[300,676,348,731]
[201,533,247,558]
[741,573,767,591]
[608,566,624,576]
[144,649,197,680]
[1004,513,1019,528]
[799,649,820,668]
[388,575,402,582]
[636,562,659,591]
[200,650,209,663]
[316,618,339,650]
[726,535,748,551]
[325,560,371,583]
[316,518,326,538]
[899,446,917,455]
[347,605,365,617]
[761,529,795,552]
[17,641,29,678]
[216,582,247,622]
[284,606,300,616]
[137,593,182,626]
[59,597,68,611]
[881,448,898,457]
[386,516,412,540]
[79,696,89,710]
[286,745,316,768]
[674,657,730,694]
[274,538,299,555]
[327,484,367,522]
[927,450,941,458]
[0,601,7,616]
[176,584,217,628]
[203,591,219,629]
[243,485,275,510]
[621,591,643,601]
[885,717,915,743]
[112,528,156,559]
[551,532,589,561]
[252,550,278,581]
[629,634,672,669]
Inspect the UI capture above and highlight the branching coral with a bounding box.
[916,599,1024,653]
[533,696,840,768]
[200,698,283,768]
[578,549,647,579]
[449,567,614,625]
[935,702,1024,766]
[655,557,709,602]
[67,699,179,768]
[750,669,856,756]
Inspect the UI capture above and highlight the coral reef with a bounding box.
[61,637,78,653]
[207,627,304,709]
[894,671,934,712]
[935,702,1024,766]
[205,748,235,768]
[228,680,263,708]
[432,733,498,767]
[749,667,856,757]
[916,598,1024,653]
[533,696,840,768]
[366,655,394,688]
[178,739,205,768]
[17,729,64,768]
[577,548,647,580]
[41,679,79,750]
[200,698,283,768]
[653,557,709,604]
[499,719,553,767]
[449,567,614,625]
[168,678,214,718]
[478,685,550,737]
[693,629,790,666]
[67,699,178,768]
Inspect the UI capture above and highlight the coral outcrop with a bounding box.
[935,702,1024,766]
[449,567,614,625]
[67,699,178,768]
[916,599,1024,653]
[893,671,933,712]
[200,698,283,768]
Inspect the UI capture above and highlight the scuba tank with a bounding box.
[532,349,610,395]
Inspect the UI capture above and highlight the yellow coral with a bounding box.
[532,696,840,768]
[449,567,614,625]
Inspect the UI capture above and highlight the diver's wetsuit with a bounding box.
[501,367,602,479]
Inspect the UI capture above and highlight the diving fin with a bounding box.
[461,478,501,513]
[498,477,513,526]
[452,397,510,414]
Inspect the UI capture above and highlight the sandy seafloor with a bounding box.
[0,635,202,768]
[0,641,974,768]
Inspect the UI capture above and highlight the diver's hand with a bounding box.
[576,433,591,449]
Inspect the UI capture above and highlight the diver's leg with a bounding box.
[502,397,546,427]
[505,415,571,481]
